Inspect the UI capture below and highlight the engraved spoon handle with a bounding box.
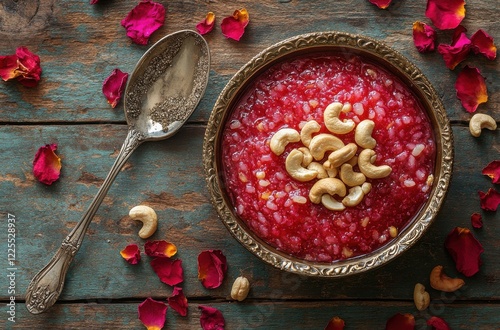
[25,128,144,314]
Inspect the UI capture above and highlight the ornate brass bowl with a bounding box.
[203,32,453,277]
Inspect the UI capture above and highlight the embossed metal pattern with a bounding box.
[203,31,453,277]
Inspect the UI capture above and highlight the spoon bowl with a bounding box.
[25,30,210,314]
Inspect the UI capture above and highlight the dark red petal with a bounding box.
[120,243,141,265]
[14,47,42,87]
[412,21,436,53]
[102,68,129,108]
[138,297,168,330]
[479,188,500,212]
[150,257,184,286]
[437,32,471,70]
[196,12,215,35]
[0,54,21,81]
[144,240,177,258]
[368,0,392,9]
[198,250,227,289]
[445,227,484,277]
[325,316,345,330]
[471,29,497,60]
[90,0,99,4]
[220,8,249,41]
[168,286,188,316]
[120,1,166,45]
[455,66,488,113]
[471,213,483,229]
[32,144,62,185]
[199,305,225,330]
[425,0,465,30]
[427,316,451,330]
[482,160,500,184]
[386,313,415,330]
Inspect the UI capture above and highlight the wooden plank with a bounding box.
[5,301,500,329]
[0,1,498,123]
[0,124,499,303]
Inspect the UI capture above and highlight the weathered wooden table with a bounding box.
[1,1,498,329]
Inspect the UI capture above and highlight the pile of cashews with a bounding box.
[270,101,392,211]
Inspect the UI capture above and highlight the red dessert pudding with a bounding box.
[220,54,435,262]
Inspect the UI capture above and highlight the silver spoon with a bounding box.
[25,30,210,314]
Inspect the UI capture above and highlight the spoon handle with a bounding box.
[25,128,144,314]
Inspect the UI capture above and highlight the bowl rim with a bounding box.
[202,31,454,277]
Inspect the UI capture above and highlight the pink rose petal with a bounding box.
[471,213,483,229]
[445,227,484,277]
[121,1,166,45]
[199,305,225,330]
[471,29,497,60]
[120,243,141,265]
[479,188,500,212]
[455,66,487,113]
[482,160,500,184]
[0,47,42,87]
[145,240,177,258]
[33,144,62,185]
[198,250,227,289]
[427,316,451,330]
[150,257,184,286]
[220,8,249,41]
[425,0,465,30]
[196,12,216,35]
[168,286,188,316]
[413,21,436,53]
[438,27,471,70]
[138,297,168,330]
[368,0,392,9]
[102,68,128,108]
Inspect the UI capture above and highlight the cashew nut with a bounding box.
[309,178,346,204]
[270,128,300,155]
[298,147,313,167]
[129,205,158,239]
[340,164,366,187]
[355,119,377,149]
[300,120,321,147]
[342,186,364,207]
[358,149,392,179]
[285,149,318,182]
[361,182,372,195]
[324,102,355,134]
[321,194,346,211]
[231,276,250,301]
[413,283,430,311]
[346,155,358,167]
[327,143,358,168]
[307,162,328,179]
[308,133,345,160]
[469,113,497,137]
[430,265,465,292]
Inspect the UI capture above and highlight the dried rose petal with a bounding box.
[120,243,141,264]
[427,316,451,330]
[199,305,225,330]
[198,250,227,289]
[0,47,42,87]
[438,28,471,70]
[121,1,166,45]
[0,54,20,81]
[138,297,168,330]
[220,8,249,41]
[90,0,99,4]
[145,240,177,258]
[471,29,497,60]
[445,227,484,277]
[196,12,216,35]
[425,0,465,30]
[482,160,500,184]
[368,0,392,9]
[412,21,436,53]
[168,286,188,316]
[102,68,128,108]
[386,313,415,330]
[151,258,184,286]
[325,316,345,330]
[471,213,483,229]
[33,144,62,185]
[455,66,487,113]
[479,188,500,212]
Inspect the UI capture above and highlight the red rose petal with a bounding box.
[438,29,471,70]
[325,316,345,330]
[471,213,483,229]
[138,297,168,330]
[386,313,415,330]
[220,8,249,41]
[412,21,436,53]
[15,46,42,87]
[198,250,227,289]
[121,1,166,45]
[199,305,225,330]
[196,12,216,35]
[425,0,465,30]
[151,257,184,286]
[482,160,500,184]
[471,29,497,60]
[455,66,488,113]
[368,0,392,9]
[0,54,21,81]
[445,227,484,277]
[102,68,128,108]
[168,286,188,316]
[427,316,451,330]
[479,188,500,212]
[33,144,62,185]
[90,0,99,4]
[145,240,177,258]
[120,243,141,265]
